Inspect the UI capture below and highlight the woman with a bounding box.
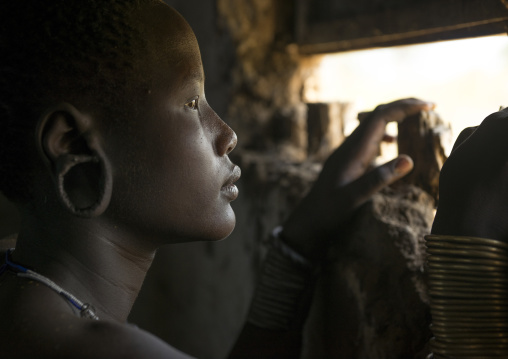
[0,0,434,357]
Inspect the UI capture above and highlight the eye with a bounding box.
[185,97,199,111]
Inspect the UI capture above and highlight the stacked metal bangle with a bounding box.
[425,234,508,358]
[247,227,318,330]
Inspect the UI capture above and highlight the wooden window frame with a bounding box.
[296,0,508,54]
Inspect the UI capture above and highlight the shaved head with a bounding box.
[0,0,194,203]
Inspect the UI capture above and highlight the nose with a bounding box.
[216,119,237,156]
[213,111,237,156]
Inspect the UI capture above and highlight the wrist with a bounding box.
[271,226,314,269]
[247,229,319,331]
[279,225,326,263]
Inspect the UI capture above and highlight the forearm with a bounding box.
[228,230,318,358]
[229,99,434,358]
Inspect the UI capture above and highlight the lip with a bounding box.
[221,165,241,201]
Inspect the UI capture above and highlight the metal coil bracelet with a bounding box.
[247,227,318,331]
[425,234,508,358]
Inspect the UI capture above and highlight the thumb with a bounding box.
[344,155,414,206]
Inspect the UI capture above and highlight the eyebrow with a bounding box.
[184,68,205,84]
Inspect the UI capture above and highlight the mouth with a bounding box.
[221,165,241,201]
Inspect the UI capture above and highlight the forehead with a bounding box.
[132,2,203,83]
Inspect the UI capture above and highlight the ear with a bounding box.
[36,103,112,218]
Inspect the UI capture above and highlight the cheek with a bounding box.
[165,145,236,240]
[109,120,235,242]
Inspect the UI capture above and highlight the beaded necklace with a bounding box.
[0,249,99,320]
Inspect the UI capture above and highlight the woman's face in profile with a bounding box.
[102,3,240,246]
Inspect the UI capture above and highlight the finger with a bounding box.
[354,99,433,162]
[337,100,429,172]
[382,134,396,143]
[373,98,435,124]
[382,97,436,111]
[342,155,413,207]
[353,98,434,148]
[357,99,434,124]
[357,111,370,122]
[324,99,431,186]
[450,126,477,154]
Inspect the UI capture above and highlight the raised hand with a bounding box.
[432,107,508,241]
[282,98,435,260]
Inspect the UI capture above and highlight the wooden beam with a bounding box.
[297,0,508,54]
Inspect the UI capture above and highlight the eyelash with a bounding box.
[185,97,199,111]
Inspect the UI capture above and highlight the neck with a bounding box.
[13,209,157,323]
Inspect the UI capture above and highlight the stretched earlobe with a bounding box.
[37,103,113,217]
[55,153,113,218]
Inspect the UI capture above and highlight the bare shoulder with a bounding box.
[0,306,193,359]
[71,320,195,359]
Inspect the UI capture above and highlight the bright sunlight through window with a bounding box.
[304,35,508,155]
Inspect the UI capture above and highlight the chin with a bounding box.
[199,205,237,241]
[207,211,236,241]
[170,209,236,243]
